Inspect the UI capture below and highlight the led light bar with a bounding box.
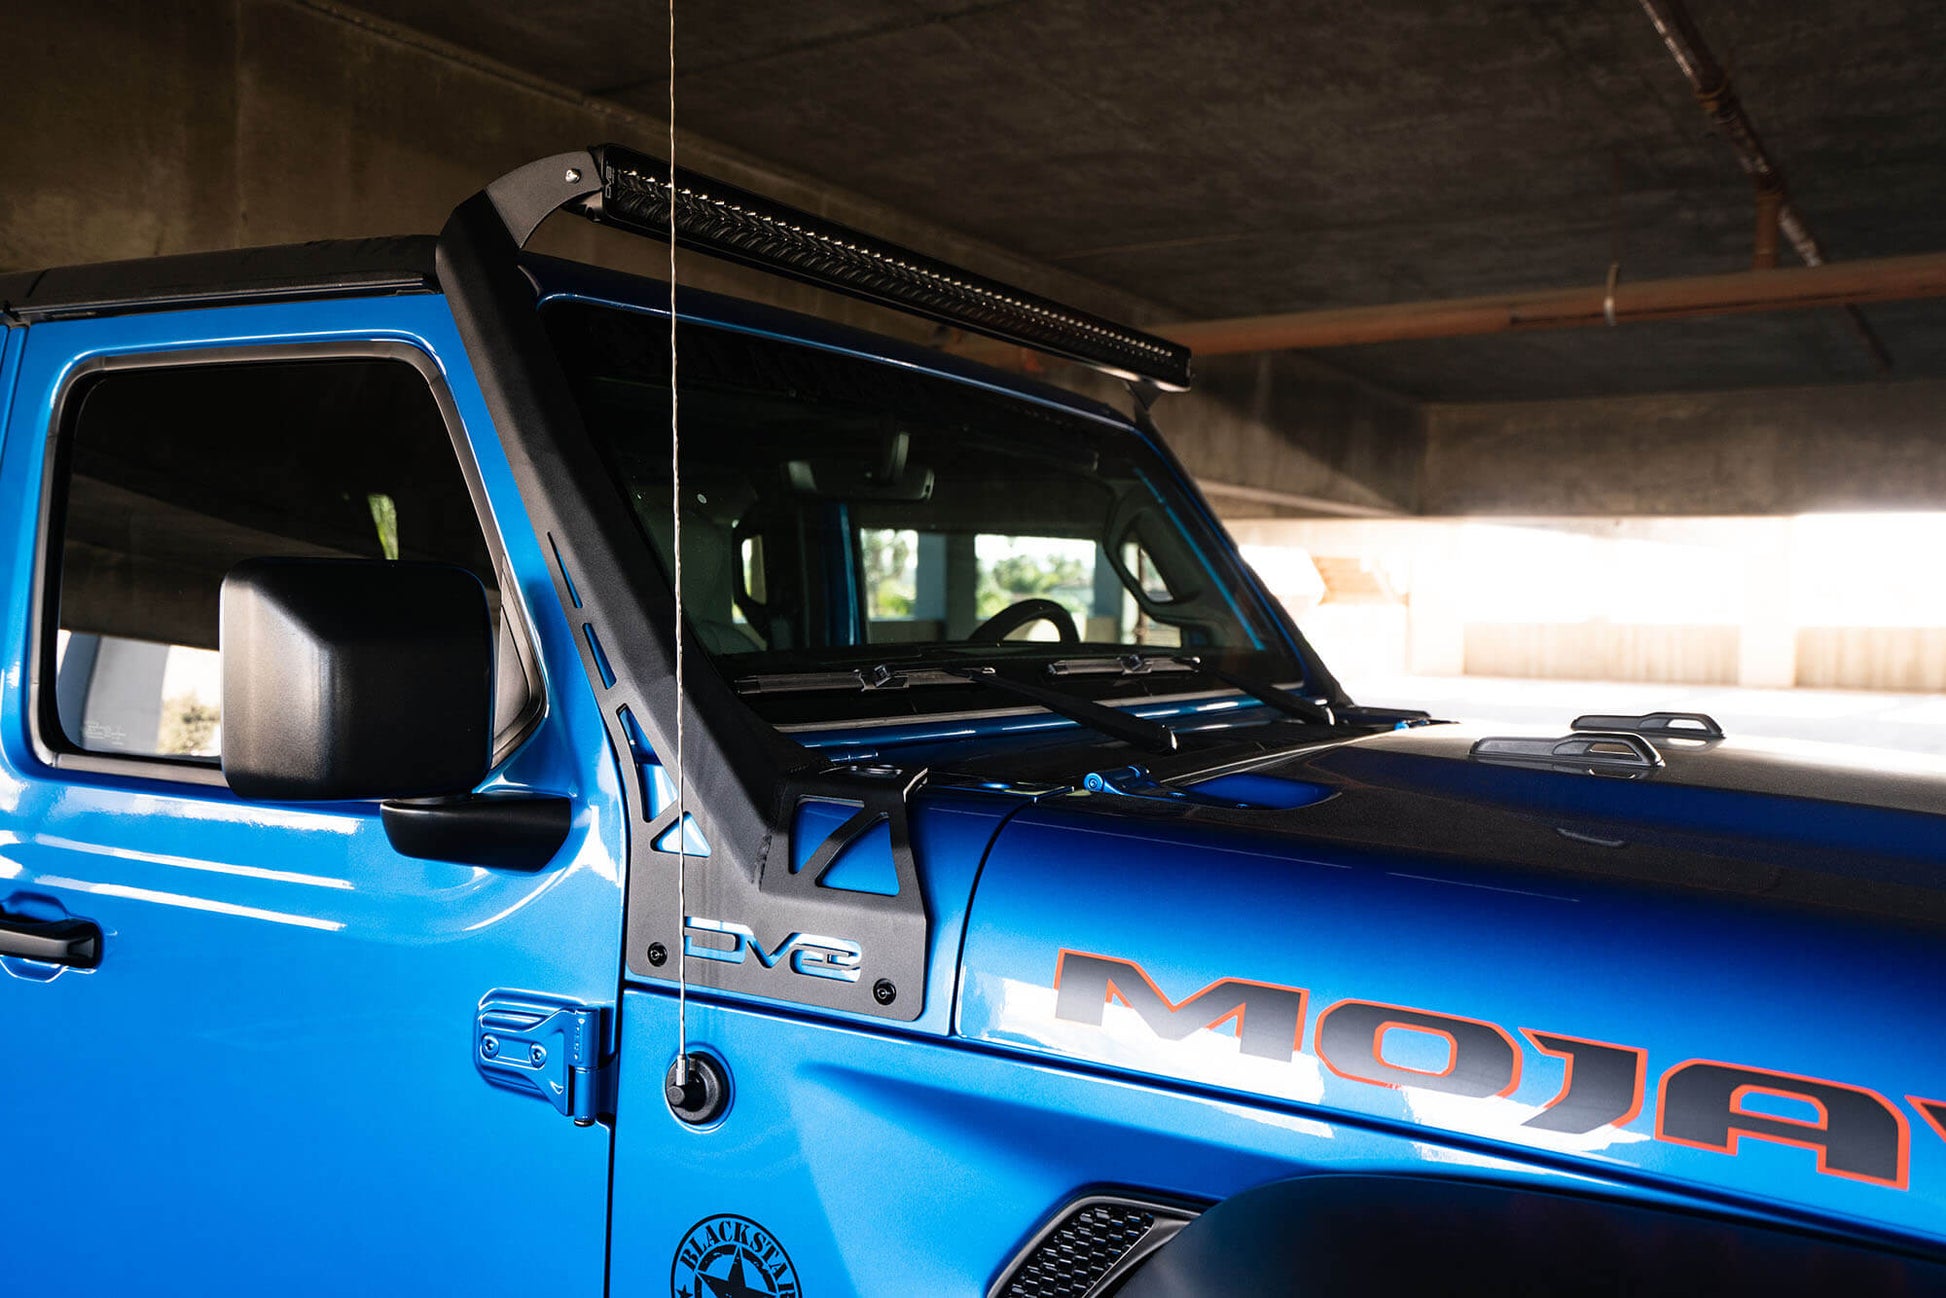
[579,143,1192,391]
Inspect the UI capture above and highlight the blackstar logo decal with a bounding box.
[1054,949,1938,1191]
[672,1214,799,1298]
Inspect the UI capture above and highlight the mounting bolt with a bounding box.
[564,166,582,183]
[873,979,897,1006]
[530,1044,547,1065]
[647,942,668,967]
[481,1035,500,1058]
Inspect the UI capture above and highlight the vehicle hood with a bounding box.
[952,723,1946,1241]
[1189,723,1946,918]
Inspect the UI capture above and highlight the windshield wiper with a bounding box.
[1043,654,1199,679]
[734,665,968,695]
[736,662,1179,753]
[1171,657,1340,726]
[1041,653,1340,726]
[952,668,1178,754]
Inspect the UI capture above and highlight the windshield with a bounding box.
[544,299,1295,694]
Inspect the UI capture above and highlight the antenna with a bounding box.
[666,0,690,1093]
[655,0,728,1128]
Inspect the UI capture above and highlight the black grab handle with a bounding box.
[0,914,102,968]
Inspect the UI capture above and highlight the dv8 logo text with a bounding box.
[683,916,863,983]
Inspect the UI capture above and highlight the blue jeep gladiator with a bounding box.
[2,147,1943,1295]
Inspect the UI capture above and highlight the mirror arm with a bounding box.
[381,794,572,871]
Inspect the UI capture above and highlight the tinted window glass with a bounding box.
[48,357,517,763]
[544,301,1278,681]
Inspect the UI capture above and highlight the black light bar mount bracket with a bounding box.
[487,150,602,248]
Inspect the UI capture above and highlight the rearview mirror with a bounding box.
[220,557,494,801]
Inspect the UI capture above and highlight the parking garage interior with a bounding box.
[8,0,1946,750]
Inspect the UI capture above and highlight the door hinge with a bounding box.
[475,990,611,1126]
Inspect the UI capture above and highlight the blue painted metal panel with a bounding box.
[0,326,24,459]
[0,298,623,1295]
[607,984,1877,1296]
[955,796,1946,1250]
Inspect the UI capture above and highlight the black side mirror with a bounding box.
[221,557,493,802]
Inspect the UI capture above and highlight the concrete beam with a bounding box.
[1421,379,1946,516]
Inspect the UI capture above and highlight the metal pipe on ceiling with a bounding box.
[948,252,1946,363]
[1635,0,1891,368]
[1160,253,1946,354]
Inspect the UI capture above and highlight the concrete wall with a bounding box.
[1058,352,1423,518]
[1235,514,1946,692]
[1798,628,1946,692]
[0,2,1097,326]
[1421,380,1946,517]
[1462,623,1741,685]
[0,0,1424,515]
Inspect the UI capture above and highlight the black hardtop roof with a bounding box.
[0,235,1133,428]
[0,236,437,323]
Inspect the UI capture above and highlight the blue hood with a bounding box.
[952,722,1946,1244]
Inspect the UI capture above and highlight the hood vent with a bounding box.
[990,1194,1200,1298]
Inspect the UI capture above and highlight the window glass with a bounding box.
[862,528,919,624]
[547,301,1280,684]
[49,357,521,763]
[974,535,1092,640]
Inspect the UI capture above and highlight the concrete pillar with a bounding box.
[1737,518,1798,688]
[1405,524,1469,676]
[80,637,171,754]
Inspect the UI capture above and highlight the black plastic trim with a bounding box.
[0,912,102,968]
[381,794,572,869]
[1470,730,1665,777]
[1115,1173,1946,1297]
[1571,710,1726,740]
[0,238,436,323]
[989,1191,1202,1298]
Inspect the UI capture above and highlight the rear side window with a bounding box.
[44,355,534,768]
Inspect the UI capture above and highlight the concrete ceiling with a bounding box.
[347,0,1946,401]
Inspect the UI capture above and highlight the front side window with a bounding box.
[546,300,1294,715]
[45,355,529,766]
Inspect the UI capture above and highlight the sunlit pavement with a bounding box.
[1346,673,1946,757]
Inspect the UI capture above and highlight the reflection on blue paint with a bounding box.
[1185,772,1335,809]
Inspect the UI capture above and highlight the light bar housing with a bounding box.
[576,143,1191,391]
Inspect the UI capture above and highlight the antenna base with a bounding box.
[665,1052,730,1125]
